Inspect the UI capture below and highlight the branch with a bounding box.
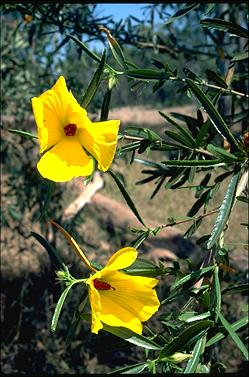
[170,77,249,98]
[122,135,214,157]
[160,207,220,229]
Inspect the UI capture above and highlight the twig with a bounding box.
[122,135,214,157]
[170,77,249,98]
[160,207,220,229]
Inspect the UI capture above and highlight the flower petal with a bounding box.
[101,270,160,321]
[104,247,138,271]
[32,96,63,154]
[88,283,103,334]
[87,270,160,334]
[37,139,94,182]
[78,119,120,172]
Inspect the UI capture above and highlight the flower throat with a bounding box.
[64,123,77,136]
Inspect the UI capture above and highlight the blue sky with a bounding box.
[89,3,169,51]
[95,3,157,22]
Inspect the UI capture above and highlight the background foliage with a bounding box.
[1,3,248,374]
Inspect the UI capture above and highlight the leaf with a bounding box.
[102,323,162,350]
[108,170,146,227]
[100,89,112,121]
[165,3,200,25]
[125,126,161,141]
[207,144,238,162]
[186,79,240,149]
[206,316,248,347]
[122,258,163,277]
[218,312,249,359]
[171,265,214,292]
[68,34,113,71]
[232,51,249,62]
[103,28,128,70]
[207,171,241,249]
[187,189,212,217]
[81,49,106,108]
[160,111,196,147]
[222,284,249,296]
[8,128,38,139]
[159,320,213,358]
[31,231,65,271]
[110,362,148,374]
[51,283,76,332]
[184,336,205,373]
[205,69,228,89]
[125,69,171,81]
[201,19,249,39]
[179,311,211,323]
[210,266,221,322]
[204,3,216,15]
[162,159,225,167]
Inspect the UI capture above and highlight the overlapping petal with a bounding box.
[104,247,138,271]
[37,139,94,182]
[78,119,120,172]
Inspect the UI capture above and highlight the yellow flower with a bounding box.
[86,247,160,334]
[31,76,120,182]
[51,221,160,335]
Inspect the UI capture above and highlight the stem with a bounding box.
[160,207,220,229]
[122,135,214,157]
[170,77,249,98]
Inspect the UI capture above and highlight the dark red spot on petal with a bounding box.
[93,278,115,291]
[64,123,77,136]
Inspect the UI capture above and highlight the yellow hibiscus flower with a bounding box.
[51,221,160,335]
[31,76,120,182]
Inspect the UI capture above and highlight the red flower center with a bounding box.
[64,123,77,136]
[93,278,115,291]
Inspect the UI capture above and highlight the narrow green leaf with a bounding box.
[125,69,170,81]
[8,128,38,139]
[162,159,225,167]
[218,312,249,359]
[204,3,216,15]
[102,323,162,350]
[68,34,114,72]
[184,336,205,373]
[210,266,221,322]
[201,19,249,39]
[119,141,142,154]
[186,79,240,149]
[51,283,76,332]
[110,362,148,374]
[207,171,241,249]
[206,317,248,347]
[159,320,213,358]
[122,258,163,277]
[81,50,106,108]
[222,284,249,296]
[165,3,200,25]
[101,89,112,121]
[108,169,146,227]
[105,31,128,70]
[134,158,167,170]
[125,127,161,141]
[181,312,211,323]
[236,196,249,204]
[205,69,228,89]
[31,231,64,271]
[171,265,214,292]
[207,144,238,162]
[232,51,249,62]
[165,130,194,148]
